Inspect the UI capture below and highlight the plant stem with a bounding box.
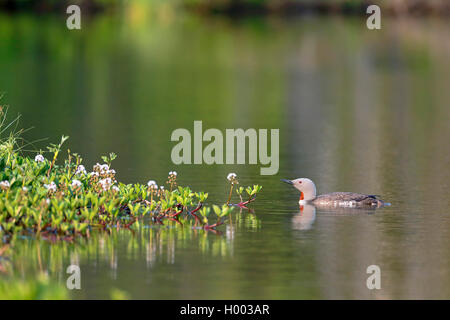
[227,184,234,205]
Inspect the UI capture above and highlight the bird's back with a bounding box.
[311,192,384,208]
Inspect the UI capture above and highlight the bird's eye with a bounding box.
[298,181,302,184]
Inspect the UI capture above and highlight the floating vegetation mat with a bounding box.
[0,106,262,242]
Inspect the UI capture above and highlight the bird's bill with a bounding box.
[281,179,293,185]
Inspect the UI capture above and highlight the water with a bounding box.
[1,9,449,299]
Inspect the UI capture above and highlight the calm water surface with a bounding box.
[0,10,449,299]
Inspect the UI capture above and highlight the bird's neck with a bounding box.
[301,186,316,201]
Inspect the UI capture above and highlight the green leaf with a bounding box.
[212,205,221,216]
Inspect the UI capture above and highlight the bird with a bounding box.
[282,178,387,208]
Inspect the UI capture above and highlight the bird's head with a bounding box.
[281,178,317,201]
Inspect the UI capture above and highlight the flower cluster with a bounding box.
[0,180,10,190]
[167,171,177,190]
[93,163,115,176]
[44,182,57,193]
[99,178,114,191]
[147,180,158,191]
[227,173,238,184]
[158,185,165,197]
[34,154,45,163]
[75,165,87,175]
[71,179,82,189]
[90,163,117,192]
[169,171,177,177]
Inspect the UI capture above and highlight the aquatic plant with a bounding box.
[227,173,262,208]
[0,274,67,300]
[0,108,262,242]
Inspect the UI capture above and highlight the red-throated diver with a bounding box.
[282,178,386,208]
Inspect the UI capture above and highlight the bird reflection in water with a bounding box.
[291,204,316,231]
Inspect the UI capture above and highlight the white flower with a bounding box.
[112,186,120,192]
[90,171,99,177]
[93,163,111,176]
[0,180,10,190]
[22,186,28,192]
[101,177,112,185]
[227,173,237,181]
[44,182,57,192]
[147,180,157,188]
[71,180,82,188]
[169,171,177,177]
[99,178,113,191]
[35,154,45,163]
[45,198,50,205]
[76,165,87,175]
[160,186,164,190]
